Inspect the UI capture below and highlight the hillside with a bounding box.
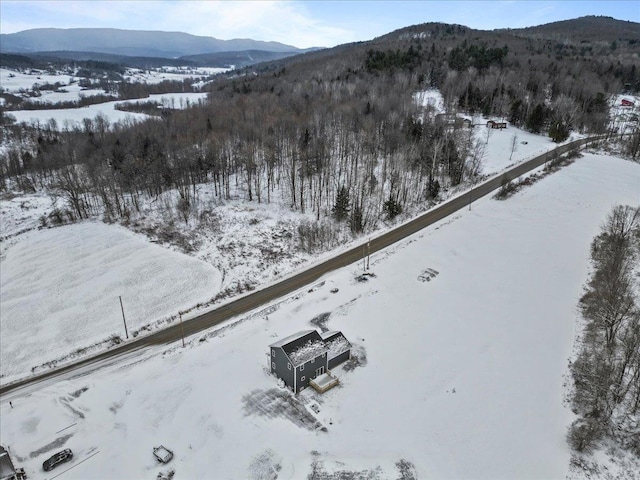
[504,15,640,44]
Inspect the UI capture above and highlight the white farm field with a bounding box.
[1,152,638,479]
[6,92,210,127]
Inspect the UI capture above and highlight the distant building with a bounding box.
[269,330,351,393]
[621,99,635,107]
[435,113,473,129]
[487,120,507,129]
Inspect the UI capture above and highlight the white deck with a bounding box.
[310,372,339,393]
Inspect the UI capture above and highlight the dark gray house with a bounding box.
[269,330,351,393]
[0,446,22,480]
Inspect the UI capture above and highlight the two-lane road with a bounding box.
[0,134,606,398]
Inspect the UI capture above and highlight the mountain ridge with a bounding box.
[0,27,309,58]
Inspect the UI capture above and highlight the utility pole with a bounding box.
[119,296,129,340]
[180,313,185,348]
[362,246,366,271]
[366,239,371,271]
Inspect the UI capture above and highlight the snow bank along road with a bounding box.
[0,134,607,398]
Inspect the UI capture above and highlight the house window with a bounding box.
[311,358,315,364]
[300,363,305,371]
[301,376,306,382]
[271,350,275,357]
[272,362,275,369]
[287,363,291,370]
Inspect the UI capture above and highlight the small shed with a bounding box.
[269,329,352,393]
[487,120,507,129]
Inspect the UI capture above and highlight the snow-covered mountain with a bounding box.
[0,27,308,57]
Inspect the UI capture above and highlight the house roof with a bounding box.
[271,329,351,367]
[288,339,327,367]
[269,330,316,348]
[323,332,352,359]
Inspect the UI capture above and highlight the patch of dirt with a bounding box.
[242,388,326,432]
[156,469,175,480]
[310,312,332,332]
[70,386,89,398]
[417,268,439,282]
[308,459,383,480]
[59,394,85,419]
[248,449,282,480]
[29,433,73,458]
[342,344,367,372]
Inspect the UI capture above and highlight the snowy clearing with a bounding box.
[6,92,209,127]
[0,68,74,93]
[123,66,230,84]
[1,152,638,479]
[0,221,221,381]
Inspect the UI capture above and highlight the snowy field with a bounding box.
[0,125,602,381]
[0,222,221,381]
[1,67,229,94]
[124,66,230,84]
[6,92,210,127]
[1,152,638,479]
[0,68,75,93]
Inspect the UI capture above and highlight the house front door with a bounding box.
[315,366,325,377]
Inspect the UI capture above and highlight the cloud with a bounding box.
[0,0,354,48]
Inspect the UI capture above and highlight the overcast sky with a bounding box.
[1,1,638,49]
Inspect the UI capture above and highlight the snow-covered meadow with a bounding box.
[1,152,639,479]
[1,66,228,94]
[6,92,210,128]
[1,65,229,127]
[0,221,221,381]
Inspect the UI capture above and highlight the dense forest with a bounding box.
[0,16,639,246]
[569,206,640,458]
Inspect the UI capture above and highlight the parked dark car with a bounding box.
[42,449,73,471]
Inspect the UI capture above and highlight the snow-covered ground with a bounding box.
[0,126,603,381]
[1,67,229,95]
[414,88,580,176]
[1,152,638,479]
[124,66,230,84]
[0,68,74,93]
[28,87,115,105]
[6,92,209,128]
[0,221,221,381]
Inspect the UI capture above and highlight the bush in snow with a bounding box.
[567,418,604,453]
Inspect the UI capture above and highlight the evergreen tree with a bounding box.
[350,203,364,234]
[332,185,350,221]
[526,103,547,133]
[549,121,570,143]
[383,195,403,220]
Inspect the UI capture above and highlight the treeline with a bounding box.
[0,19,638,249]
[263,20,638,141]
[0,64,482,249]
[569,206,640,456]
[0,77,205,112]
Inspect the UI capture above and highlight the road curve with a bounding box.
[0,135,606,397]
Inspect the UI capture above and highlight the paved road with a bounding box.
[0,135,606,398]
